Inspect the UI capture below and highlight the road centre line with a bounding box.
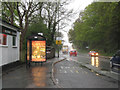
[61,66,63,69]
[70,70,73,73]
[64,70,67,73]
[56,79,59,84]
[76,70,79,73]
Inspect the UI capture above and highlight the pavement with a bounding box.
[99,55,112,59]
[73,60,120,81]
[2,56,65,88]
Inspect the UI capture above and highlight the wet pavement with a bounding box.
[2,57,64,88]
[54,56,119,88]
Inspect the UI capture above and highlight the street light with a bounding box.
[57,2,60,58]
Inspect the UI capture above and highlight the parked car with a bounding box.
[89,51,98,57]
[110,50,120,68]
[69,49,77,56]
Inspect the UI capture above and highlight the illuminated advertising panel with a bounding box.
[32,41,46,62]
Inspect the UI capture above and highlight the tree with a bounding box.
[2,1,44,59]
[2,2,17,25]
[68,2,120,54]
[2,0,74,60]
[41,0,73,45]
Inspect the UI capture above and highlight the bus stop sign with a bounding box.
[56,37,62,45]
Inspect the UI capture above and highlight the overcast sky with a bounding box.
[61,0,94,47]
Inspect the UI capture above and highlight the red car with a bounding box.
[69,50,77,56]
[89,51,98,57]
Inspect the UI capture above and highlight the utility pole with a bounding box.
[58,2,60,58]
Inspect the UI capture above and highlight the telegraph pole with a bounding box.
[58,2,60,58]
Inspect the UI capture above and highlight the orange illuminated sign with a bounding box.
[32,41,46,62]
[27,41,46,62]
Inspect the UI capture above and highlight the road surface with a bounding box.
[54,53,119,88]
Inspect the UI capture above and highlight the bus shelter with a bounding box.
[26,34,46,67]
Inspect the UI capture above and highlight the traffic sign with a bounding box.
[56,40,62,45]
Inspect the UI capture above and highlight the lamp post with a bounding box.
[57,2,60,58]
[56,2,63,58]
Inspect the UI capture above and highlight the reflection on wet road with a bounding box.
[63,52,120,75]
[91,57,99,67]
[66,53,111,71]
[31,66,47,87]
[3,61,56,88]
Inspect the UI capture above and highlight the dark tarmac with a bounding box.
[54,56,119,88]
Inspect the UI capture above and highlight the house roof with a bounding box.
[0,18,20,32]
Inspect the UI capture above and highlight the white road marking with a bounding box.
[76,70,79,73]
[64,70,67,73]
[96,73,99,76]
[84,71,88,74]
[61,66,63,69]
[70,70,73,73]
[65,67,68,69]
[56,79,59,84]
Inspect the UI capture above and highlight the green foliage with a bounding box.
[22,18,50,49]
[68,2,120,54]
[27,19,48,38]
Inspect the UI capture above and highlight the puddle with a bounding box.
[91,57,99,67]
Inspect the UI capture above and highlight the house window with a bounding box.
[0,34,7,45]
[13,36,17,46]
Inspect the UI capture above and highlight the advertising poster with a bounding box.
[31,41,46,62]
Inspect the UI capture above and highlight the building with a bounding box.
[0,19,20,66]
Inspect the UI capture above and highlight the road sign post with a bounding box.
[56,37,62,58]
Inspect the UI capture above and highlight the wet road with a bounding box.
[54,53,119,88]
[68,52,120,74]
[71,52,111,71]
